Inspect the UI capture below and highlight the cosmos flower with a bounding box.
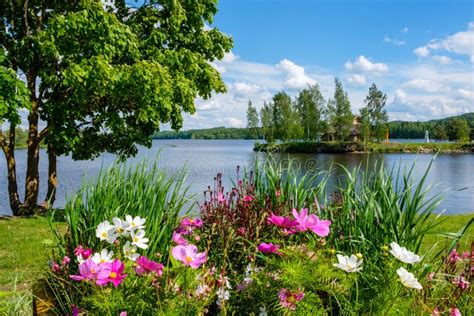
[257,242,281,255]
[123,241,140,261]
[91,249,114,264]
[333,254,363,273]
[172,244,207,269]
[96,221,118,243]
[389,242,421,264]
[397,267,422,290]
[130,230,149,249]
[135,256,164,276]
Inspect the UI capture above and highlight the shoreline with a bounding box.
[254,141,474,154]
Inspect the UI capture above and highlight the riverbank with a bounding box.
[254,141,474,154]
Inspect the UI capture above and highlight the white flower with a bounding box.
[195,284,211,297]
[389,242,421,264]
[397,267,422,290]
[113,217,130,236]
[131,229,149,249]
[123,241,140,261]
[259,306,268,316]
[216,287,230,307]
[125,215,146,231]
[91,249,114,264]
[333,254,363,272]
[96,221,118,243]
[77,254,85,264]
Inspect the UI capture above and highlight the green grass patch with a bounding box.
[0,216,64,292]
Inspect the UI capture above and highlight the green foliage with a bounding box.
[49,159,192,261]
[388,112,473,141]
[246,100,259,139]
[295,84,327,140]
[327,78,353,141]
[364,83,389,142]
[153,126,264,139]
[359,107,371,145]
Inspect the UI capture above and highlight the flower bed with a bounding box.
[43,163,473,315]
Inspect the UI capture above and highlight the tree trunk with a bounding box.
[43,145,57,207]
[1,125,22,215]
[23,74,41,214]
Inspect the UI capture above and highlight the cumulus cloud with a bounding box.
[277,59,316,89]
[347,74,367,85]
[222,117,244,127]
[401,79,442,93]
[414,22,474,62]
[414,46,430,57]
[402,27,409,34]
[345,55,388,73]
[432,55,452,65]
[233,82,262,94]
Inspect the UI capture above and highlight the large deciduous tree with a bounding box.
[0,0,232,215]
[246,100,258,139]
[295,84,326,140]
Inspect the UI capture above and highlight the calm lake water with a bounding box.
[1,139,473,215]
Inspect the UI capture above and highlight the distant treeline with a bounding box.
[388,113,473,141]
[152,126,264,140]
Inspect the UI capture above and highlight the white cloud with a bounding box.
[384,35,406,46]
[401,79,441,93]
[432,55,452,65]
[402,27,409,34]
[414,22,474,62]
[414,46,430,57]
[233,82,261,94]
[345,55,388,73]
[222,117,244,127]
[455,88,474,101]
[347,74,367,85]
[277,59,316,89]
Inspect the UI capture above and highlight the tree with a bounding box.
[327,78,353,141]
[270,92,292,140]
[359,107,371,145]
[246,100,259,139]
[364,83,388,141]
[432,123,448,141]
[260,102,274,142]
[449,118,471,142]
[0,1,232,215]
[295,84,326,140]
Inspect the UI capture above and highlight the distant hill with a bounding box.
[388,112,474,140]
[153,113,473,140]
[152,126,264,140]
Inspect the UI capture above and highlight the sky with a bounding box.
[182,0,474,129]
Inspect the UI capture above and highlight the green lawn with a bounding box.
[0,217,62,292]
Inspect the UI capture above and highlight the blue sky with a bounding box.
[184,0,474,129]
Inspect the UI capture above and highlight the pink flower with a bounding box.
[267,213,298,234]
[448,249,461,264]
[96,260,127,288]
[62,256,71,266]
[432,307,440,316]
[452,276,470,290]
[257,242,281,255]
[71,305,80,316]
[276,190,281,198]
[81,249,93,259]
[74,246,84,257]
[73,245,92,259]
[120,312,127,316]
[217,192,226,203]
[243,195,254,202]
[278,288,304,310]
[135,256,164,276]
[52,262,61,273]
[172,244,207,269]
[450,307,461,316]
[461,251,470,259]
[70,259,110,285]
[180,217,203,228]
[427,272,435,281]
[237,227,246,236]
[172,231,188,245]
[292,208,331,237]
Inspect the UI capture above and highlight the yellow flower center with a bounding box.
[131,222,136,227]
[133,237,139,242]
[101,232,108,238]
[91,268,96,275]
[109,272,117,279]
[100,259,106,263]
[287,296,296,303]
[186,256,193,263]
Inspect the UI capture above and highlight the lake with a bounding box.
[1,139,473,215]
